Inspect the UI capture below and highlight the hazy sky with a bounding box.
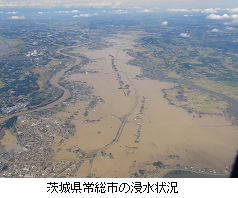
[0,0,237,9]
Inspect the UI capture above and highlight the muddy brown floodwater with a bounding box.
[50,36,238,178]
[1,35,238,178]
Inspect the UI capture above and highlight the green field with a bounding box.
[32,59,61,90]
[163,170,229,178]
[165,84,229,114]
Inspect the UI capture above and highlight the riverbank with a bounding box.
[1,34,238,178]
[130,54,238,117]
[0,47,82,125]
[50,35,238,177]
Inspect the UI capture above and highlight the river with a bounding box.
[0,48,81,124]
[0,46,237,125]
[144,58,238,117]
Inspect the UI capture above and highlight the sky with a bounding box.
[0,0,237,9]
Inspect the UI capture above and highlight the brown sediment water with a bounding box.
[1,35,238,178]
[50,36,238,177]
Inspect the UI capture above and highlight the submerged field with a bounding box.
[0,33,237,178]
[45,35,238,177]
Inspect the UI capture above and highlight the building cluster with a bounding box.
[110,55,131,96]
[0,51,109,177]
[0,160,84,178]
[60,68,106,115]
[134,96,146,143]
[1,102,29,114]
[132,160,232,178]
[3,115,76,163]
[100,150,114,159]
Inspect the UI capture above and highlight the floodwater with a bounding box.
[50,35,238,177]
[0,129,19,151]
[1,35,237,177]
[144,58,238,117]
